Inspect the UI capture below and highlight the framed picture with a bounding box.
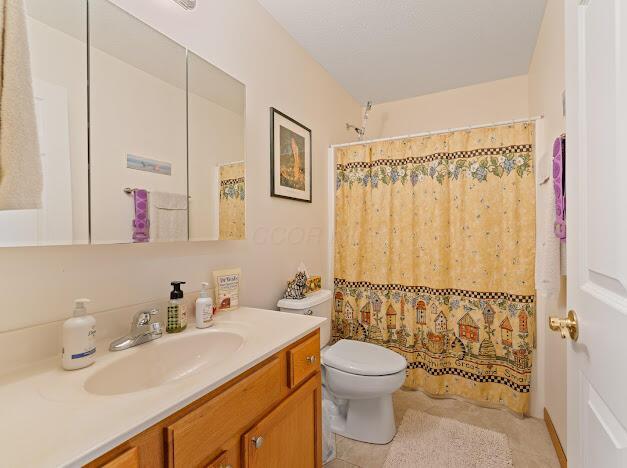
[270,108,312,202]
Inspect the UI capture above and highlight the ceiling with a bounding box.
[257,0,546,104]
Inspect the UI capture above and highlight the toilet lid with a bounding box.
[322,339,407,376]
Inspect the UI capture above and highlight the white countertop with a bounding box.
[0,307,325,468]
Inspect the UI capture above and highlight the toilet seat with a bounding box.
[323,339,407,376]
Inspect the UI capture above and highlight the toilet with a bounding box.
[277,290,407,445]
[277,289,333,347]
[322,339,407,444]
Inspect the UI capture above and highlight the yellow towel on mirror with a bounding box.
[0,0,43,210]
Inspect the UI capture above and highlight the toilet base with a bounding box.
[330,394,397,444]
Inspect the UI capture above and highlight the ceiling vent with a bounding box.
[173,0,196,10]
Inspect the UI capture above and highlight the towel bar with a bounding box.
[123,188,190,199]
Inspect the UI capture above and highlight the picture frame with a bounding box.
[270,107,312,202]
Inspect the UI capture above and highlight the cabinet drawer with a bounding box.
[288,334,320,388]
[167,358,281,468]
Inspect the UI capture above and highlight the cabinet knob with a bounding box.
[219,465,232,468]
[306,355,316,364]
[252,436,264,449]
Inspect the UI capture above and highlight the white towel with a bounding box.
[0,0,43,210]
[535,128,561,295]
[149,191,188,242]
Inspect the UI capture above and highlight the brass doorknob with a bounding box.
[306,355,317,364]
[549,310,578,341]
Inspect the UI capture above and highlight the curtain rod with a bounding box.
[329,115,544,149]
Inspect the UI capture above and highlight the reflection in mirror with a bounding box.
[0,0,88,246]
[89,0,187,244]
[188,52,245,241]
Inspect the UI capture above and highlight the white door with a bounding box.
[0,79,74,246]
[565,0,627,466]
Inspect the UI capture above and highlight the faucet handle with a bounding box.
[134,308,160,327]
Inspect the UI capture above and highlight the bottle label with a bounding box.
[202,304,213,321]
[180,303,187,326]
[72,348,96,359]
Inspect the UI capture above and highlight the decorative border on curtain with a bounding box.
[220,177,245,186]
[405,360,530,393]
[336,142,533,187]
[219,177,245,200]
[336,143,533,169]
[334,279,535,304]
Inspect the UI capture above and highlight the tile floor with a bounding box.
[325,389,561,468]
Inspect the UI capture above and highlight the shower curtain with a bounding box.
[219,162,245,240]
[333,122,535,414]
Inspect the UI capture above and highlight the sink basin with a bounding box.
[84,331,244,395]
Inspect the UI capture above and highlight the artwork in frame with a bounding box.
[270,108,312,202]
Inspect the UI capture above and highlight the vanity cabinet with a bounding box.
[85,330,321,468]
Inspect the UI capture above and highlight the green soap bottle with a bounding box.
[167,281,187,333]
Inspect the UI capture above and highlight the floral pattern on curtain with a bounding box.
[333,122,535,414]
[219,162,245,240]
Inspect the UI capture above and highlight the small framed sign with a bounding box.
[270,108,312,202]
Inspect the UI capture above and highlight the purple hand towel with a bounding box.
[132,189,150,242]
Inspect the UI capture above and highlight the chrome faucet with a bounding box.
[109,308,163,351]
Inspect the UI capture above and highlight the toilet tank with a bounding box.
[277,289,332,348]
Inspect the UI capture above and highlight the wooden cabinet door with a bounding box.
[101,447,140,468]
[242,373,322,468]
[204,449,236,468]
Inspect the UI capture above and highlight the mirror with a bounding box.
[0,0,245,246]
[188,52,246,241]
[0,0,89,246]
[89,0,188,244]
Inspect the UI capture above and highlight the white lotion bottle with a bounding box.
[62,298,96,370]
[195,282,214,328]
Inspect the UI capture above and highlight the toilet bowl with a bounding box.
[322,339,407,444]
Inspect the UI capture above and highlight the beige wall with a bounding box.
[528,0,567,449]
[365,75,529,139]
[0,0,360,336]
